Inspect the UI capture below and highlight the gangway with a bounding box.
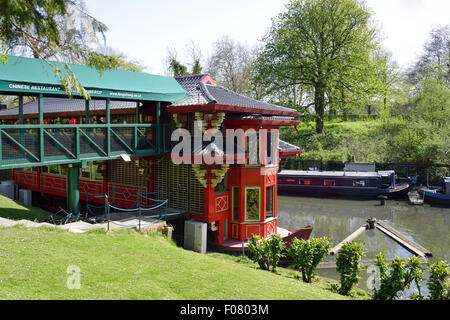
[0,54,188,218]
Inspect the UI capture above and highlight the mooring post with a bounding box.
[378,195,387,205]
[367,217,376,229]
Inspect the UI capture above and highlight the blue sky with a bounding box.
[85,0,450,75]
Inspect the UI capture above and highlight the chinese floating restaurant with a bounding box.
[0,56,303,246]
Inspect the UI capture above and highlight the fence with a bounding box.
[85,188,182,231]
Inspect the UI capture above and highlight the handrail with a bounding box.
[0,123,169,129]
[0,123,171,169]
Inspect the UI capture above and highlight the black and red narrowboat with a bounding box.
[277,169,409,199]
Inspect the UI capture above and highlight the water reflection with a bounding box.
[277,195,450,296]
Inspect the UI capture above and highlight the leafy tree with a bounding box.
[335,241,366,295]
[288,237,331,282]
[97,46,144,72]
[191,59,202,75]
[372,254,424,300]
[0,0,124,99]
[247,234,285,272]
[255,0,380,133]
[169,59,188,76]
[427,260,450,300]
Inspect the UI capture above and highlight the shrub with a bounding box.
[288,237,331,283]
[427,260,450,300]
[335,241,366,295]
[247,234,285,272]
[372,254,424,300]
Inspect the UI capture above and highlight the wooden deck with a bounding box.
[209,227,293,252]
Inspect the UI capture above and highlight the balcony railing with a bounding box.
[0,123,172,169]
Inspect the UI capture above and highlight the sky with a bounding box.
[84,0,450,75]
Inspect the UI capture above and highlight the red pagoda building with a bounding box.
[0,56,302,247]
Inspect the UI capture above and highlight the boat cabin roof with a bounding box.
[278,170,382,178]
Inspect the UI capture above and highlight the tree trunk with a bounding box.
[314,83,325,134]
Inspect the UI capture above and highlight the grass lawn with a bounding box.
[0,226,351,300]
[0,195,55,222]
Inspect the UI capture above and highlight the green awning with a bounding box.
[0,55,188,102]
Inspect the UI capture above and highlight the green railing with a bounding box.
[0,123,172,169]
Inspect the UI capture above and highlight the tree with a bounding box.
[186,41,203,74]
[409,25,450,84]
[0,0,121,99]
[255,0,379,133]
[288,237,331,283]
[165,43,203,76]
[207,35,254,94]
[169,59,188,76]
[335,241,366,295]
[98,46,145,72]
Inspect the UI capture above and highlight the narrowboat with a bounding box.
[277,169,409,199]
[419,177,450,207]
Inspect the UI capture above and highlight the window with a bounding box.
[267,131,272,164]
[353,180,366,187]
[266,186,274,218]
[245,130,259,165]
[80,162,103,181]
[299,179,311,185]
[215,174,228,194]
[232,187,240,221]
[324,179,335,186]
[245,187,260,221]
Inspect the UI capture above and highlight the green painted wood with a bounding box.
[0,123,170,169]
[0,55,188,103]
[38,94,44,162]
[106,98,110,156]
[1,129,40,162]
[67,165,80,219]
[110,128,134,154]
[79,129,107,156]
[43,128,76,159]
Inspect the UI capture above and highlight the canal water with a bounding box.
[277,195,450,298]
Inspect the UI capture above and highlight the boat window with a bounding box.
[245,187,260,221]
[232,187,239,222]
[353,180,366,187]
[299,179,311,185]
[324,179,335,186]
[266,186,274,218]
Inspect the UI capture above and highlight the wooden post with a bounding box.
[85,100,90,124]
[66,164,80,220]
[38,94,44,162]
[106,98,110,156]
[19,95,24,124]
